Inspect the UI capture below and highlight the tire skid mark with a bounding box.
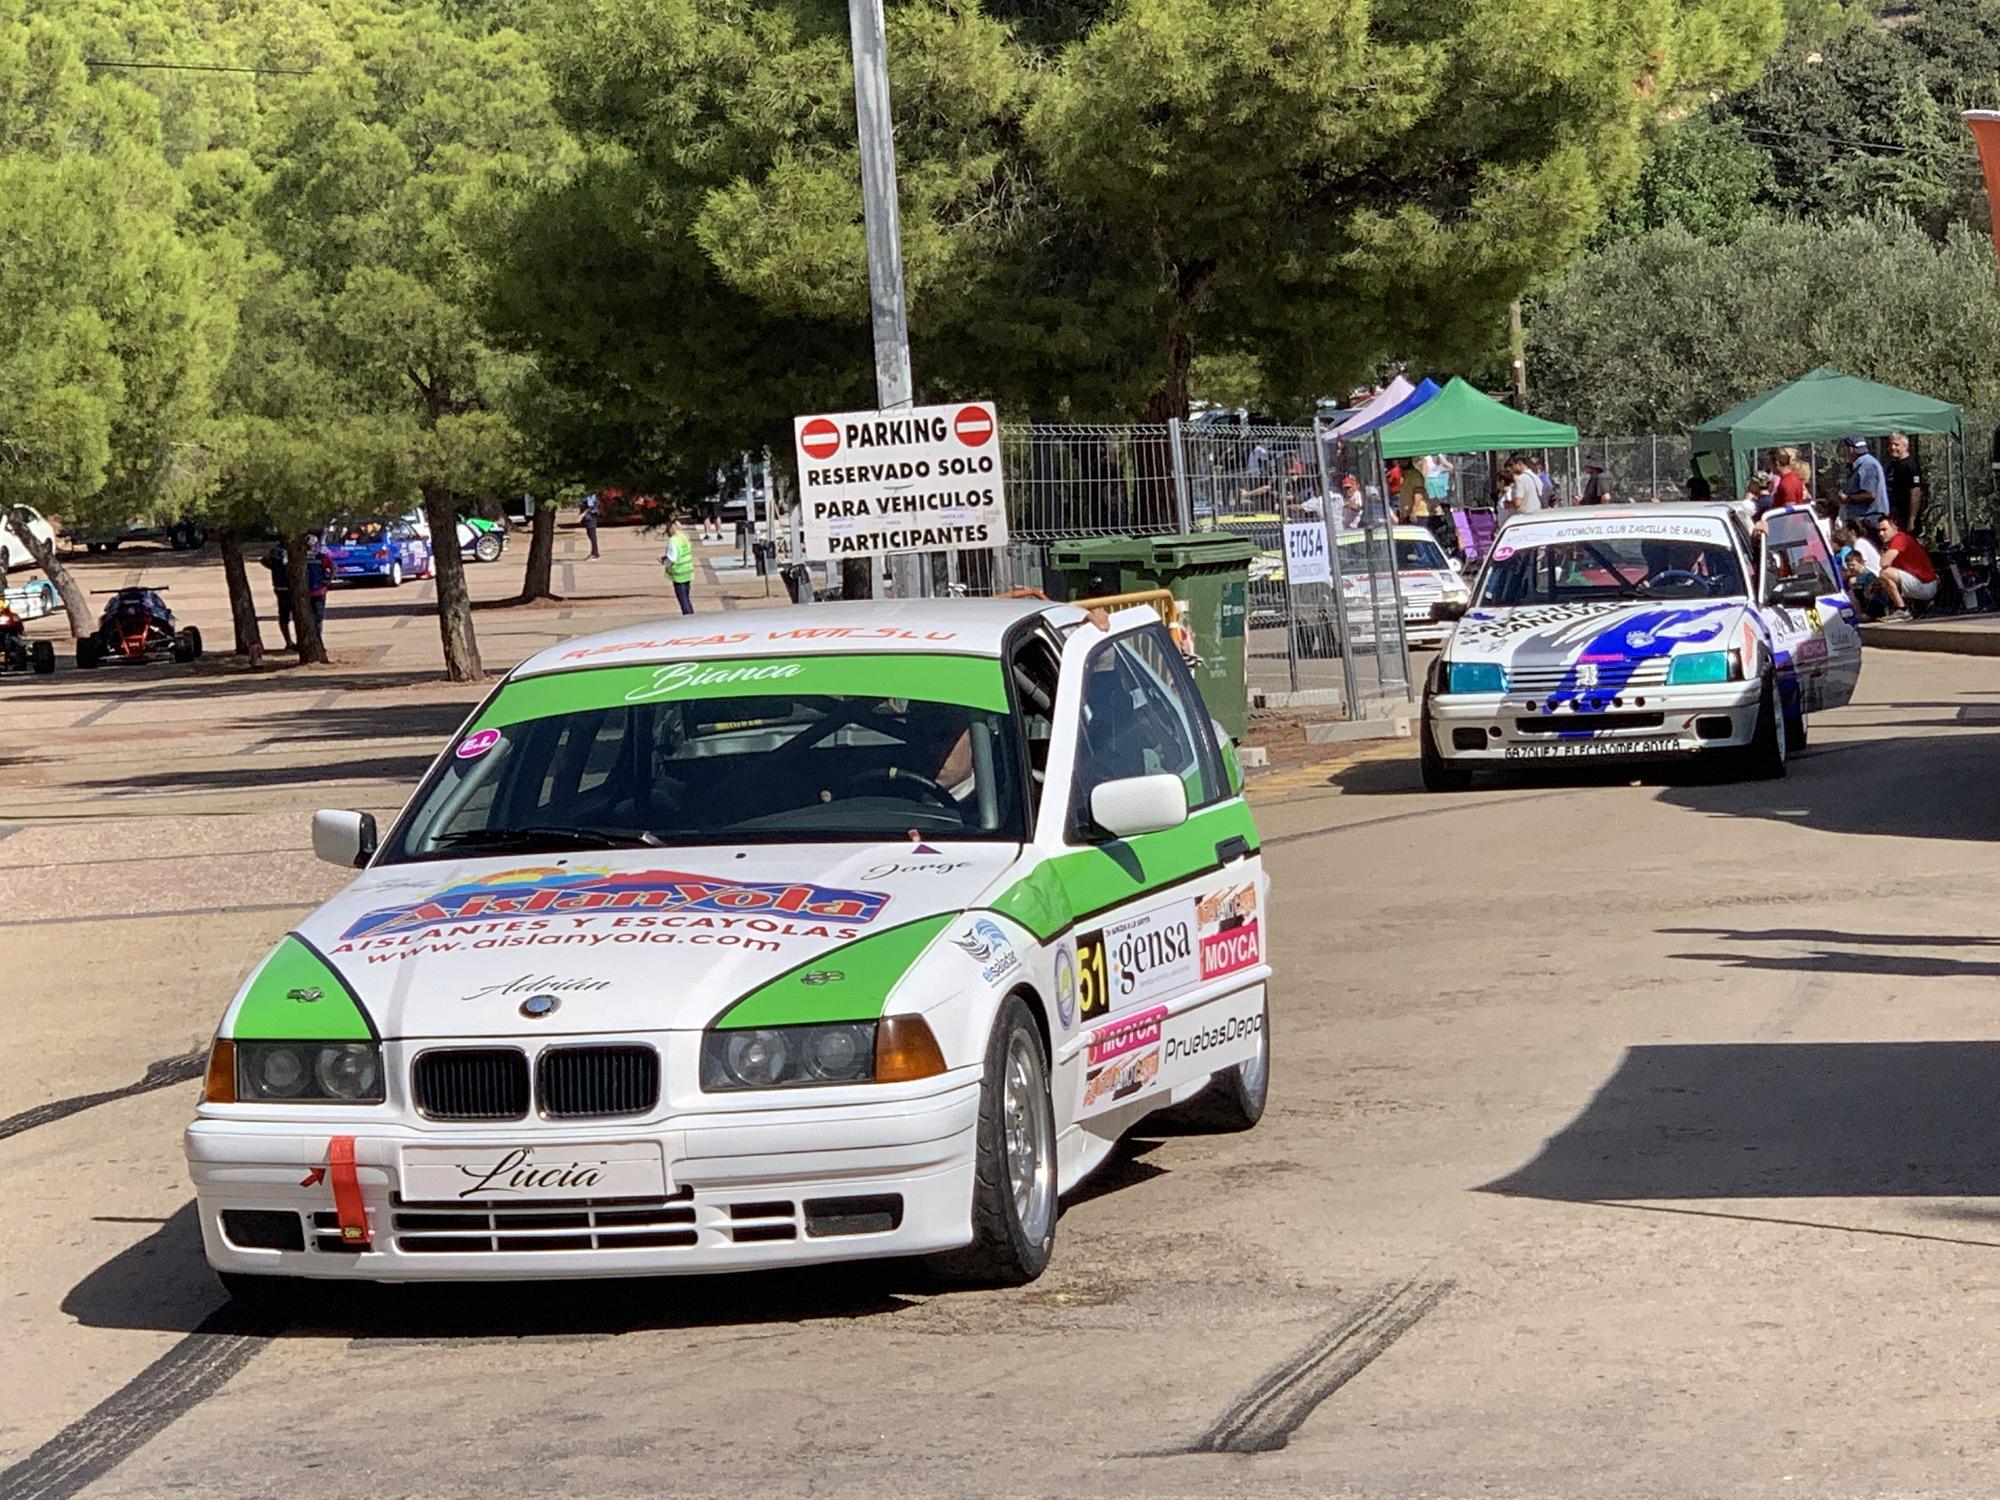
[0,1049,206,1144]
[0,899,309,930]
[1189,1278,1453,1454]
[0,1311,272,1500]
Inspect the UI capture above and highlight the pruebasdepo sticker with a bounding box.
[456,728,501,759]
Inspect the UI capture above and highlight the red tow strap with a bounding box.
[327,1135,370,1247]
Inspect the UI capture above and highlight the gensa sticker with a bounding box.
[456,728,501,760]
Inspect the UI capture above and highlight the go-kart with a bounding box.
[0,604,54,676]
[78,587,202,668]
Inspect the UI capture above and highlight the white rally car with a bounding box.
[189,599,1270,1298]
[1420,503,1861,788]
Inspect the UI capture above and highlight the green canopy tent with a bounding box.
[1690,367,1965,535]
[1373,377,1580,459]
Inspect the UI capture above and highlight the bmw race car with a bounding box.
[325,516,432,587]
[1420,503,1861,788]
[189,599,1271,1300]
[78,586,202,668]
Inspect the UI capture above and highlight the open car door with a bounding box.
[1759,505,1862,712]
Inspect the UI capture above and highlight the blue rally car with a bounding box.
[324,516,432,588]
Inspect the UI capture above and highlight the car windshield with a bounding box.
[1475,526,1746,606]
[1336,536,1452,574]
[381,655,1027,860]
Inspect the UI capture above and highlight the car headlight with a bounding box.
[1666,650,1736,685]
[1445,661,1507,694]
[701,1017,946,1091]
[233,1041,385,1103]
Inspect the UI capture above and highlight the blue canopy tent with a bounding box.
[1343,378,1439,439]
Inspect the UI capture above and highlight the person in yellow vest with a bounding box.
[659,516,696,614]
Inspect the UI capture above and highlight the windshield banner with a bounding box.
[472,653,1008,731]
[1516,517,1733,546]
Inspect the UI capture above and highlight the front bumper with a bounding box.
[188,1079,980,1281]
[1428,678,1763,762]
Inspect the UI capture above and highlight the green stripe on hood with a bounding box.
[714,914,955,1028]
[476,654,1008,731]
[230,935,377,1041]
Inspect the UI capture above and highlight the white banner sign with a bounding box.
[791,401,1008,560]
[1283,521,1332,586]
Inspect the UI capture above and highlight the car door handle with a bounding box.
[1216,835,1251,864]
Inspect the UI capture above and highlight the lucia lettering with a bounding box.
[455,1148,603,1198]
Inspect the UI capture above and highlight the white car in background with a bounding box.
[1,506,59,574]
[187,599,1272,1300]
[1421,503,1861,788]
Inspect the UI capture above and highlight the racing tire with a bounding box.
[386,560,403,588]
[473,531,504,564]
[1784,707,1808,752]
[929,995,1056,1288]
[76,637,101,670]
[171,626,203,664]
[1161,996,1270,1132]
[1419,701,1473,792]
[1733,675,1788,781]
[29,640,54,676]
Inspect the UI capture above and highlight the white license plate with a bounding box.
[1504,737,1683,760]
[401,1141,667,1203]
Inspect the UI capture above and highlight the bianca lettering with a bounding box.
[455,1148,603,1198]
[624,659,804,701]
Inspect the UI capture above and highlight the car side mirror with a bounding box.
[313,809,378,869]
[1448,556,1464,574]
[1769,577,1820,609]
[1088,773,1189,840]
[1430,599,1469,622]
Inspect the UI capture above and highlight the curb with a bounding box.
[1859,621,2000,657]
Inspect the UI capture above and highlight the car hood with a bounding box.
[288,843,1024,1039]
[1448,600,1753,670]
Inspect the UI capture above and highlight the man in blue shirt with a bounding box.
[1841,436,1889,526]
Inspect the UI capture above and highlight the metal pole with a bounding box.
[1168,418,1194,532]
[1374,434,1414,701]
[1312,418,1362,720]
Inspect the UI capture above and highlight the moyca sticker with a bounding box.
[342,866,890,941]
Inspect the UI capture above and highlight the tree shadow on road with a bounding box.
[71,754,435,796]
[241,702,473,745]
[1481,1041,2000,1203]
[1656,729,2000,841]
[1661,927,2000,982]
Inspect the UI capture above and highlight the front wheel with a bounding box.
[473,531,504,563]
[29,640,54,675]
[76,637,102,670]
[1419,701,1473,791]
[1734,675,1788,781]
[929,996,1056,1287]
[172,626,202,664]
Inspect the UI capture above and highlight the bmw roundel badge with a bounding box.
[519,994,561,1019]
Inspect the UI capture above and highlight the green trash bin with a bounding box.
[1045,532,1257,742]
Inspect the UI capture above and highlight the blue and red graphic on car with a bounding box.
[1533,605,1735,729]
[340,865,893,940]
[324,515,431,585]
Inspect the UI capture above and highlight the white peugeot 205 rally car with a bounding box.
[1420,503,1862,788]
[189,599,1270,1299]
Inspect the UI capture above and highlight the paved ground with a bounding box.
[4,535,2000,1499]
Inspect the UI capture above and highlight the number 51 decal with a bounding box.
[1076,929,1110,1022]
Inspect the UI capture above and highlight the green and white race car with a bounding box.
[188,599,1271,1298]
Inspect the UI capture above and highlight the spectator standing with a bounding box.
[305,531,331,635]
[660,517,696,614]
[1771,447,1806,510]
[1505,456,1543,513]
[701,493,724,543]
[263,542,295,651]
[1687,469,1713,501]
[1885,431,1924,534]
[1338,474,1364,530]
[1422,453,1453,507]
[1532,454,1555,505]
[1840,436,1889,526]
[1399,461,1429,520]
[581,491,601,559]
[1872,514,1938,621]
[1580,463,1612,504]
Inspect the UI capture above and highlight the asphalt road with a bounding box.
[4,555,2000,1498]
